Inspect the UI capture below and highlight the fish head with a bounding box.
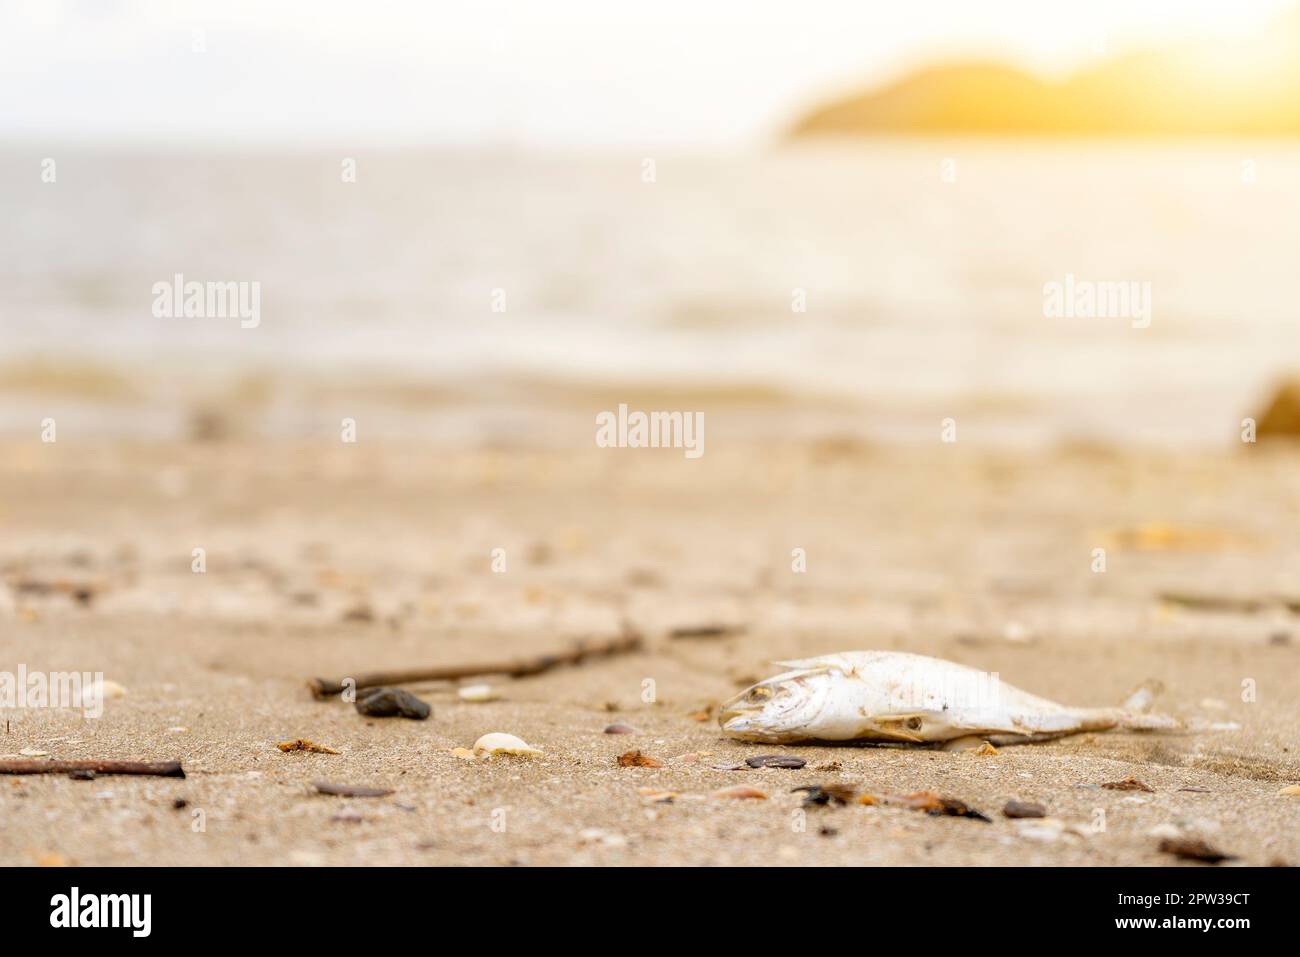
[719,667,832,742]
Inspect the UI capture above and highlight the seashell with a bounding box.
[710,785,768,800]
[458,684,499,703]
[471,732,542,757]
[94,679,129,700]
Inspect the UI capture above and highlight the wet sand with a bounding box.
[2,438,1298,866]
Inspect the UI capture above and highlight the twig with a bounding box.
[0,759,184,778]
[668,623,746,640]
[1159,591,1300,615]
[308,627,643,699]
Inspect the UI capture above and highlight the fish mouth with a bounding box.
[718,704,797,742]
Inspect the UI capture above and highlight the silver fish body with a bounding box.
[719,650,1183,745]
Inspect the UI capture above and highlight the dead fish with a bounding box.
[719,650,1234,746]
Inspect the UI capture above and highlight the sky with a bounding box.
[2,0,1296,147]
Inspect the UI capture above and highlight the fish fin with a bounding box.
[771,655,849,675]
[1119,679,1165,713]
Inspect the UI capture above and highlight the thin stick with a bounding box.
[0,759,185,778]
[308,628,643,699]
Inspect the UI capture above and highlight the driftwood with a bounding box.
[307,628,643,699]
[0,759,184,778]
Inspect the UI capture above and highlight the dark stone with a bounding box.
[354,687,431,720]
[745,754,806,769]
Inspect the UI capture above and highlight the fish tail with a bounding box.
[1108,679,1237,732]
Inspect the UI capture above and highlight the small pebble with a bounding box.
[604,723,639,735]
[355,687,431,720]
[1158,836,1235,864]
[458,684,499,703]
[745,755,806,769]
[313,781,394,798]
[1003,800,1047,819]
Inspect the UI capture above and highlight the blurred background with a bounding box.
[2,0,1300,447]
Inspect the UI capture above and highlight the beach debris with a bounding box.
[886,791,991,822]
[638,787,678,803]
[19,748,48,757]
[457,684,499,703]
[472,732,542,758]
[710,785,768,800]
[793,783,859,807]
[1014,818,1089,843]
[1178,785,1212,793]
[1255,378,1300,440]
[745,754,806,769]
[8,577,102,606]
[673,751,711,763]
[354,687,431,720]
[1102,777,1155,792]
[0,759,184,778]
[93,679,129,700]
[578,828,628,848]
[617,750,663,768]
[313,781,394,798]
[1101,523,1248,553]
[1003,800,1047,819]
[719,650,1198,746]
[1158,837,1236,864]
[1278,784,1300,796]
[277,738,340,754]
[1158,591,1284,615]
[603,723,639,735]
[668,623,746,641]
[341,603,375,623]
[307,627,643,698]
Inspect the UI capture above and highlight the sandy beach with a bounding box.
[3,434,1297,866]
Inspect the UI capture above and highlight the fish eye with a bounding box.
[906,717,923,731]
[747,687,772,703]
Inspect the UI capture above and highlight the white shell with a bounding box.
[94,679,129,699]
[472,732,542,757]
[458,684,499,703]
